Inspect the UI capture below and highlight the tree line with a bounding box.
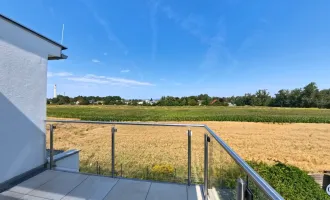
[48,82,330,109]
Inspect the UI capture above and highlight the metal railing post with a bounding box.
[187,129,192,186]
[204,134,210,198]
[111,126,117,177]
[237,178,246,200]
[49,124,55,169]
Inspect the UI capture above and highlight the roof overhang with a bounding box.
[0,14,67,51]
[48,54,68,60]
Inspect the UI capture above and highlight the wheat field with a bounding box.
[46,120,330,183]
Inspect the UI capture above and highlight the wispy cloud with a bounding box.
[103,52,107,56]
[159,78,182,86]
[161,5,235,71]
[47,72,73,78]
[199,19,237,71]
[162,6,180,23]
[68,77,109,84]
[49,7,55,18]
[161,6,208,43]
[84,1,129,55]
[237,29,264,55]
[173,82,182,86]
[120,69,130,73]
[92,59,100,63]
[148,0,160,61]
[67,74,154,86]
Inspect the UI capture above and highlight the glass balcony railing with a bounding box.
[46,120,284,200]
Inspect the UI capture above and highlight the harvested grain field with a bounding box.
[46,121,330,183]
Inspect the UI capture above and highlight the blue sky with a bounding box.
[1,0,330,99]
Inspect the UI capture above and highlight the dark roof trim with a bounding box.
[48,53,68,60]
[0,14,67,50]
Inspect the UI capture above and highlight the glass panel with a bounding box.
[46,122,113,175]
[247,176,271,200]
[208,133,246,200]
[115,125,190,183]
[190,127,207,184]
[46,122,206,184]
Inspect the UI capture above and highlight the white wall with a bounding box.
[0,17,63,183]
[54,153,80,173]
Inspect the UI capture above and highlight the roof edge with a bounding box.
[48,54,68,60]
[0,14,67,50]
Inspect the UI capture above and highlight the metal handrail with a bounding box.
[204,126,284,200]
[46,119,205,127]
[45,119,284,200]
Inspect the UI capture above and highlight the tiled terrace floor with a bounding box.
[0,170,203,200]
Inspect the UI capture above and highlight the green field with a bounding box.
[47,105,330,123]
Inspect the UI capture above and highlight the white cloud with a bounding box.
[56,72,73,77]
[120,69,130,73]
[48,72,73,78]
[67,77,109,84]
[92,59,100,63]
[67,74,154,86]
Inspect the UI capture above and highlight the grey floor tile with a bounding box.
[9,170,60,194]
[27,172,88,200]
[187,185,203,200]
[62,175,118,200]
[0,191,51,200]
[21,195,50,200]
[0,191,23,200]
[103,179,151,200]
[146,182,187,200]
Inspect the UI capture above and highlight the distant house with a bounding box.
[95,100,104,105]
[228,103,236,107]
[88,99,95,104]
[198,100,203,106]
[210,99,218,105]
[138,101,144,105]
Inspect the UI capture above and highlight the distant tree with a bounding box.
[51,97,59,104]
[317,89,330,108]
[288,88,302,107]
[188,99,197,106]
[79,99,90,105]
[273,89,290,107]
[180,98,187,106]
[197,94,210,101]
[132,100,138,106]
[243,93,255,106]
[202,98,209,106]
[301,82,319,108]
[46,81,330,109]
[58,98,66,105]
[253,89,271,106]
